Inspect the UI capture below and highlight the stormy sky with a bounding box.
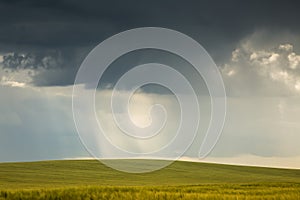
[1,0,300,169]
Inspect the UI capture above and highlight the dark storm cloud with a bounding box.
[1,47,90,86]
[1,0,300,47]
[0,0,300,86]
[2,51,63,70]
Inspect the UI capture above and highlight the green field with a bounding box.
[0,159,300,199]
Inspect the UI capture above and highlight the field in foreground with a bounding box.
[0,160,300,199]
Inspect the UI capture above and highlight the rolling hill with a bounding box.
[0,159,299,199]
[1,159,300,188]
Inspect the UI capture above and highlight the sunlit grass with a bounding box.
[0,160,299,199]
[1,183,300,200]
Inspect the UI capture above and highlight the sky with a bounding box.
[0,0,300,169]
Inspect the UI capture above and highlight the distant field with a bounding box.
[0,160,299,199]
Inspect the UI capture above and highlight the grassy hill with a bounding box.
[0,159,300,199]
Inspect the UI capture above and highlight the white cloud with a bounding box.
[0,66,35,88]
[0,77,26,88]
[295,81,300,91]
[231,49,240,62]
[279,44,293,51]
[288,52,300,69]
[221,34,300,95]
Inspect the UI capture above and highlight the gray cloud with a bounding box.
[1,0,300,86]
[3,51,63,70]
